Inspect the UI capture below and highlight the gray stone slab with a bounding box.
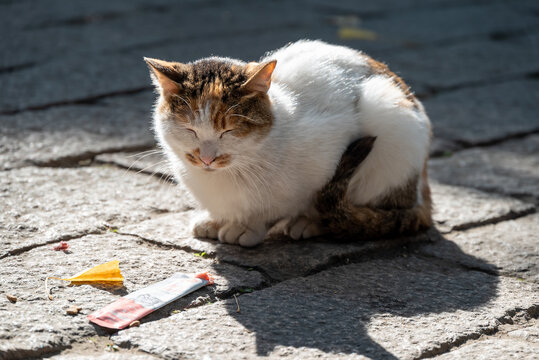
[342,1,539,53]
[1,0,322,70]
[430,181,535,233]
[302,0,492,13]
[0,166,193,258]
[0,105,155,170]
[506,318,539,343]
[433,338,538,359]
[424,80,539,145]
[430,138,461,157]
[429,135,539,199]
[113,256,539,359]
[0,22,339,113]
[0,233,264,359]
[420,213,539,282]
[386,34,539,92]
[0,0,175,32]
[0,53,148,113]
[98,91,156,114]
[119,210,429,282]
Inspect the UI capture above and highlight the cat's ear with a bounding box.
[241,60,277,94]
[144,57,187,96]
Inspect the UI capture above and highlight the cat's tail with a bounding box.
[316,136,432,239]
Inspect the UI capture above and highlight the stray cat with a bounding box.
[145,40,432,247]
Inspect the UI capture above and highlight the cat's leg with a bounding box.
[284,215,324,240]
[192,212,222,239]
[218,220,267,247]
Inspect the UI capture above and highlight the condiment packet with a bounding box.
[88,272,214,329]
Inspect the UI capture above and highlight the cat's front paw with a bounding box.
[193,219,221,239]
[218,222,266,247]
[285,216,323,240]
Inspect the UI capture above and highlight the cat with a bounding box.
[144,39,432,247]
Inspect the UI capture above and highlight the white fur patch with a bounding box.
[347,76,430,204]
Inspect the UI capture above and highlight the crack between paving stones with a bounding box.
[25,143,155,168]
[0,228,106,260]
[93,157,175,184]
[414,304,539,359]
[449,206,537,232]
[114,231,215,259]
[417,71,539,101]
[450,128,539,149]
[0,61,37,74]
[1,343,72,360]
[429,128,539,160]
[411,249,499,277]
[0,86,152,115]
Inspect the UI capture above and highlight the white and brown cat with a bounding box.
[145,40,432,247]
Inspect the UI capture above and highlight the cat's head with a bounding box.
[145,56,276,172]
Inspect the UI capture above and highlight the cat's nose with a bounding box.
[200,155,215,166]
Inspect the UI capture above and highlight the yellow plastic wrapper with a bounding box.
[46,260,123,300]
[338,27,378,41]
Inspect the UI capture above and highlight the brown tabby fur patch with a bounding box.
[315,137,432,239]
[155,58,274,138]
[366,57,419,110]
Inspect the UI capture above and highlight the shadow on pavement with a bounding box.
[213,228,498,359]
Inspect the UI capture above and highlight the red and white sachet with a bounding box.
[88,272,214,329]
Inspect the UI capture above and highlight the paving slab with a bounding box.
[433,337,538,359]
[302,0,500,13]
[385,34,539,93]
[424,80,539,145]
[0,22,338,113]
[338,1,539,54]
[0,105,154,170]
[419,213,539,282]
[1,0,321,70]
[0,233,264,359]
[506,318,539,343]
[98,91,156,114]
[429,134,539,200]
[430,181,535,233]
[0,0,174,32]
[113,256,539,359]
[0,166,194,258]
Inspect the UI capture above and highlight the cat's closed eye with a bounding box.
[185,128,198,138]
[219,129,234,139]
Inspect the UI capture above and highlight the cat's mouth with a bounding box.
[185,151,232,171]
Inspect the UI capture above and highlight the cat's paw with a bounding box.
[285,216,323,240]
[218,222,266,247]
[193,219,221,239]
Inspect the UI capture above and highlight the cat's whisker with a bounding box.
[134,160,169,177]
[127,149,162,159]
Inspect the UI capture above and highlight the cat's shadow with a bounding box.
[210,228,498,359]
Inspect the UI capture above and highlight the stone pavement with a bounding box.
[1,0,538,359]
